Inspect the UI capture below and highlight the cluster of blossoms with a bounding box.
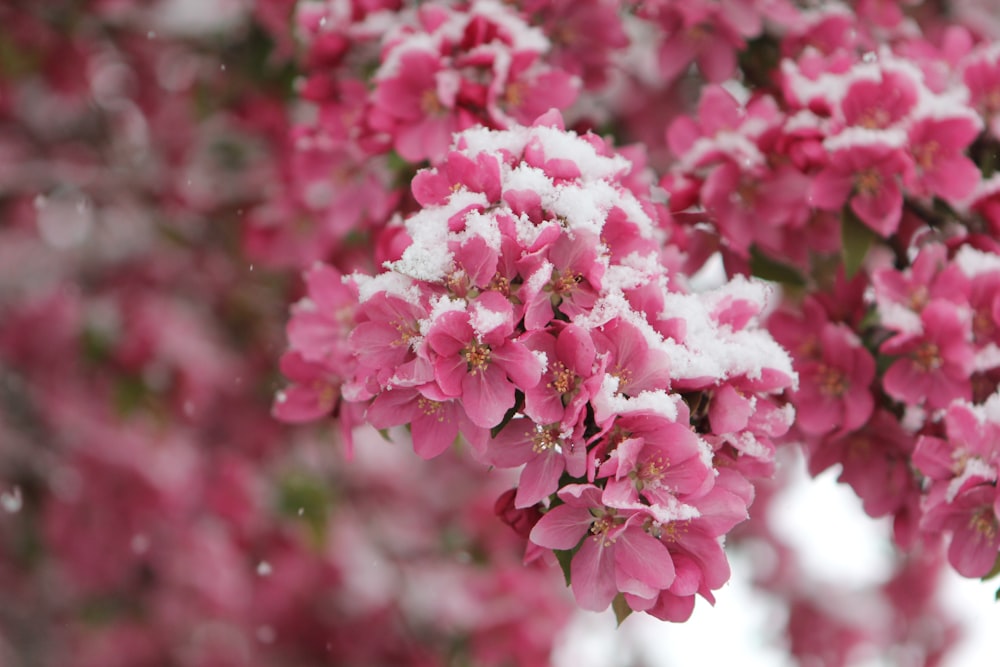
[8,0,1000,664]
[659,2,1000,582]
[277,110,797,618]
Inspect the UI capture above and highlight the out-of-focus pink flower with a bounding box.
[881,300,975,411]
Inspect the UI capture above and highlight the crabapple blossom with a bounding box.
[8,0,1000,664]
[275,112,796,617]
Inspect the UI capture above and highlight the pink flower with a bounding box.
[529,484,675,611]
[810,141,911,236]
[963,51,1000,138]
[272,351,341,424]
[881,300,974,411]
[913,401,999,497]
[590,318,673,399]
[807,410,923,545]
[872,243,970,327]
[904,114,982,201]
[790,323,875,436]
[486,417,586,507]
[349,290,432,390]
[371,49,463,162]
[839,69,918,130]
[521,324,600,427]
[425,294,542,429]
[597,411,714,508]
[644,4,749,84]
[517,230,605,329]
[921,485,1000,577]
[365,384,469,459]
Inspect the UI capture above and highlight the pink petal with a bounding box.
[515,452,564,508]
[529,504,593,550]
[571,538,617,611]
[463,364,515,428]
[615,529,675,590]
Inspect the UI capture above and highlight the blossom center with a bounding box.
[505,82,524,108]
[531,426,561,454]
[392,319,419,347]
[856,168,882,195]
[634,454,669,489]
[661,520,689,543]
[421,89,444,115]
[552,269,582,295]
[418,396,446,422]
[817,363,847,397]
[912,140,939,170]
[908,285,929,312]
[463,341,492,373]
[312,381,337,410]
[858,108,891,129]
[973,307,996,340]
[549,361,576,395]
[969,509,998,540]
[914,342,942,371]
[590,512,619,546]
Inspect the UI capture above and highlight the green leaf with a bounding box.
[749,246,806,286]
[612,593,633,626]
[841,211,877,279]
[278,474,330,542]
[554,549,574,587]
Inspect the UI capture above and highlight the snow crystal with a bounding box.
[643,494,702,524]
[781,60,853,108]
[470,299,508,338]
[257,561,273,577]
[523,259,554,295]
[824,126,907,152]
[458,124,531,159]
[292,296,317,313]
[387,190,487,282]
[130,534,150,554]
[679,133,765,172]
[419,295,468,335]
[531,348,549,373]
[592,374,681,423]
[548,181,616,235]
[504,163,555,195]
[982,388,1000,423]
[657,284,795,387]
[913,90,979,124]
[602,252,660,292]
[454,208,502,250]
[530,125,629,182]
[350,272,421,304]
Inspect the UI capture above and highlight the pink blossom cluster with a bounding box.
[276,109,797,618]
[658,2,1000,582]
[245,0,589,271]
[6,0,1000,663]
